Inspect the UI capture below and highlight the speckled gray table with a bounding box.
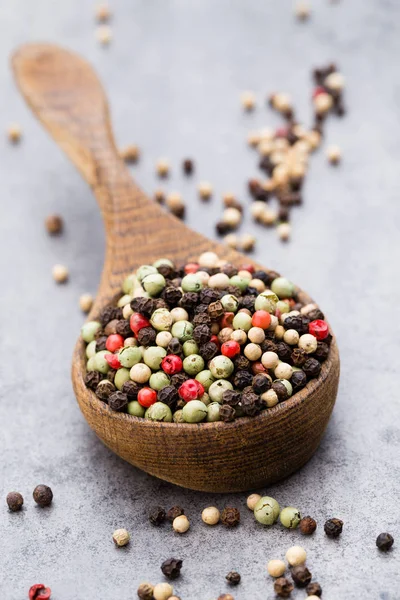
[1,1,400,598]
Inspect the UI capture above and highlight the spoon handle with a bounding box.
[12,43,180,310]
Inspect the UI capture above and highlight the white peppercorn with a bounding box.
[222,207,242,229]
[156,159,170,177]
[7,123,22,143]
[246,494,261,511]
[173,515,190,533]
[247,327,265,344]
[198,182,213,200]
[261,351,279,369]
[327,145,341,165]
[283,329,300,345]
[79,293,93,313]
[299,334,318,353]
[285,545,307,566]
[274,362,293,380]
[224,233,238,249]
[241,91,255,111]
[261,389,278,407]
[240,233,256,252]
[267,559,286,578]
[202,506,220,525]
[166,192,185,217]
[52,264,69,283]
[199,251,219,268]
[112,528,130,547]
[277,223,291,241]
[96,25,112,45]
[153,582,174,600]
[244,343,262,361]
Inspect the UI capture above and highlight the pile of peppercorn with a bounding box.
[82,251,331,423]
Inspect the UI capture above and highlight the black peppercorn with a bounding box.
[220,507,240,527]
[193,304,209,316]
[149,506,166,526]
[107,369,116,384]
[275,342,293,363]
[299,515,317,535]
[216,221,233,235]
[226,571,241,585]
[291,370,307,391]
[108,391,128,412]
[6,491,24,512]
[239,295,255,312]
[162,285,183,306]
[234,370,253,390]
[306,582,322,597]
[252,270,272,285]
[245,286,259,297]
[291,565,312,587]
[170,373,189,388]
[168,338,183,355]
[324,517,343,538]
[201,288,221,305]
[233,355,251,371]
[303,358,321,379]
[193,324,211,345]
[183,158,194,175]
[248,178,268,200]
[284,315,310,335]
[161,557,183,579]
[137,326,157,346]
[100,305,117,327]
[376,532,394,551]
[291,347,307,367]
[208,301,225,320]
[192,312,211,327]
[272,380,289,402]
[166,506,185,522]
[158,385,179,407]
[154,298,168,310]
[122,380,141,399]
[241,391,262,416]
[222,389,242,406]
[220,264,238,278]
[314,341,330,362]
[116,319,132,337]
[252,374,271,394]
[274,577,294,598]
[84,370,102,390]
[220,404,236,422]
[199,342,219,361]
[130,297,156,317]
[95,335,108,351]
[137,583,154,600]
[261,339,278,354]
[33,485,53,507]
[180,292,199,310]
[307,308,325,321]
[95,379,116,401]
[157,264,176,279]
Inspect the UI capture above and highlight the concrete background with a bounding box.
[1,0,400,598]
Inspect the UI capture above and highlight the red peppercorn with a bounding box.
[221,340,241,358]
[309,319,329,340]
[239,263,255,273]
[220,312,234,328]
[275,127,288,138]
[105,334,124,352]
[252,310,271,329]
[179,379,204,402]
[29,585,51,600]
[251,361,266,374]
[184,262,199,274]
[105,353,122,370]
[138,387,157,408]
[210,334,220,348]
[161,354,183,375]
[313,86,326,98]
[129,313,151,335]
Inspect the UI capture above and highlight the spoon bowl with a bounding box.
[13,43,340,492]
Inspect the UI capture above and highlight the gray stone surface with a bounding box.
[1,0,399,597]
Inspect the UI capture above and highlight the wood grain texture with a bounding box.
[13,43,340,492]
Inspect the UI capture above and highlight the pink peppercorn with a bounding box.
[221,340,241,358]
[105,353,121,369]
[179,379,204,402]
[129,313,150,335]
[161,354,183,375]
[184,262,199,274]
[309,319,329,340]
[138,387,157,408]
[105,334,124,352]
[29,585,51,600]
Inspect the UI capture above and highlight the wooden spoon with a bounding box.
[13,43,340,492]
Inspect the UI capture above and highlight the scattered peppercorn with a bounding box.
[324,517,343,538]
[226,571,241,585]
[306,582,322,597]
[7,123,22,143]
[172,514,190,533]
[376,532,394,551]
[137,582,154,600]
[28,584,51,600]
[161,557,183,579]
[202,506,220,525]
[274,577,294,598]
[6,491,23,512]
[149,506,166,526]
[299,515,317,535]
[45,214,63,235]
[182,158,194,175]
[120,144,140,163]
[79,293,94,313]
[33,485,53,507]
[167,506,185,522]
[52,264,68,283]
[96,25,112,45]
[112,528,130,547]
[153,582,174,600]
[220,507,240,527]
[291,564,312,587]
[218,595,235,600]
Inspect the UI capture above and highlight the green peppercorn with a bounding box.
[127,400,146,417]
[94,350,111,374]
[209,379,233,403]
[209,355,234,379]
[145,402,173,422]
[195,370,215,391]
[149,371,170,390]
[229,275,249,292]
[280,507,301,529]
[87,356,96,371]
[207,402,221,421]
[254,290,279,313]
[118,346,143,368]
[274,378,293,397]
[151,308,173,331]
[143,346,167,370]
[117,294,133,307]
[173,409,184,423]
[220,294,239,313]
[254,496,280,525]
[182,340,199,356]
[114,367,131,390]
[153,258,174,269]
[271,277,295,298]
[183,354,205,376]
[182,400,208,423]
[142,273,166,297]
[181,273,203,292]
[86,340,97,359]
[232,312,252,331]
[171,320,194,342]
[81,321,101,343]
[136,264,158,282]
[276,300,290,314]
